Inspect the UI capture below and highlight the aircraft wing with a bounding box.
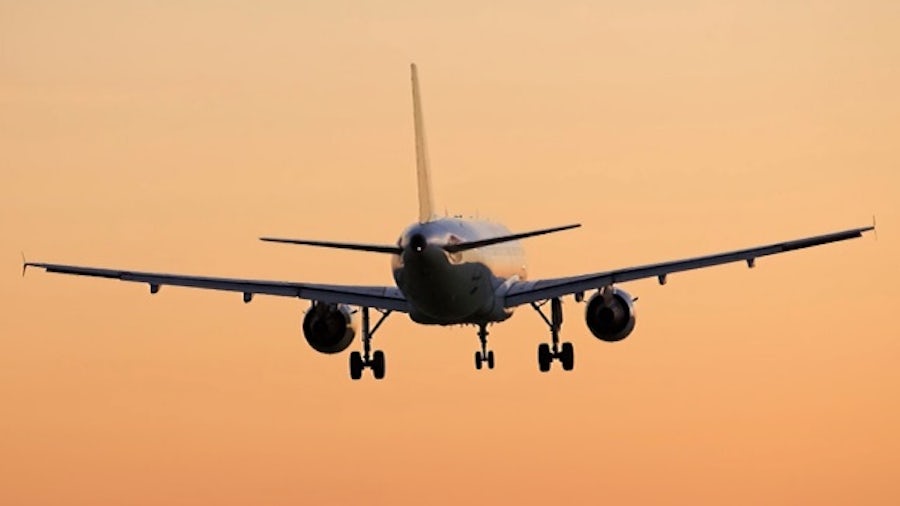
[503,225,874,307]
[24,262,409,312]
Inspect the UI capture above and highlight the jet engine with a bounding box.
[302,302,357,354]
[584,288,636,342]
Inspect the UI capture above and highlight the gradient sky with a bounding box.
[2,1,899,504]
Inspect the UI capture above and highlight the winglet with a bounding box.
[21,252,28,277]
[411,63,435,223]
[873,214,878,241]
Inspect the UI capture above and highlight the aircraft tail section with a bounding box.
[411,63,435,223]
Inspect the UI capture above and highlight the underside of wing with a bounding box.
[504,224,874,307]
[25,262,408,312]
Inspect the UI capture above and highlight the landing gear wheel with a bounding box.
[475,351,483,370]
[372,350,386,380]
[349,351,363,380]
[486,350,495,369]
[538,343,552,372]
[561,342,575,371]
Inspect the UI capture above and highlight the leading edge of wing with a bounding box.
[504,225,874,307]
[24,262,409,312]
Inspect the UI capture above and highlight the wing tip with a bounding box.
[20,253,41,277]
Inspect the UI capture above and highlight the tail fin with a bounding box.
[411,63,435,223]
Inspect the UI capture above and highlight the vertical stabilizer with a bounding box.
[411,63,435,223]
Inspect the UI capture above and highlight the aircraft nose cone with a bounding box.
[409,233,427,252]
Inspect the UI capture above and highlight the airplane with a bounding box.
[24,63,875,380]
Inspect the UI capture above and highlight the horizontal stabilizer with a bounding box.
[260,237,402,254]
[443,224,581,254]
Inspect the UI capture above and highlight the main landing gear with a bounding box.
[531,298,574,372]
[349,307,392,380]
[474,323,495,370]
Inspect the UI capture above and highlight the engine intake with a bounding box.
[585,288,636,342]
[302,303,357,354]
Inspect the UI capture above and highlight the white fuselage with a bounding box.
[391,218,527,325]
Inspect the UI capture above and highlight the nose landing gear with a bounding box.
[531,297,575,373]
[349,307,392,380]
[474,323,495,370]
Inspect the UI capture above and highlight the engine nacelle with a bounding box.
[302,303,357,354]
[585,288,636,342]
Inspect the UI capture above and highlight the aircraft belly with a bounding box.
[395,260,494,324]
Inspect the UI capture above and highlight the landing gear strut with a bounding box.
[531,298,574,372]
[349,307,392,380]
[474,323,495,370]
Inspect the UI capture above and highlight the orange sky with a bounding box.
[2,1,899,504]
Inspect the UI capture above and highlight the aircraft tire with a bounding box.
[561,342,574,371]
[475,351,483,370]
[487,350,495,369]
[350,351,364,380]
[372,350,386,380]
[538,343,552,372]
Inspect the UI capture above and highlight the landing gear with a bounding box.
[530,297,575,373]
[349,307,392,380]
[474,324,495,370]
[475,350,495,369]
